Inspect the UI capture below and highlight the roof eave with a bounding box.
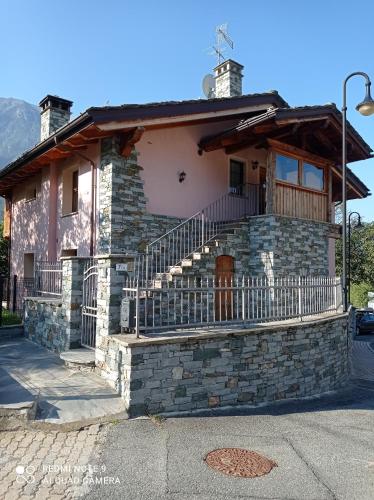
[0,112,93,182]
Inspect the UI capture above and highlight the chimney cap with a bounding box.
[39,94,73,112]
[213,58,244,72]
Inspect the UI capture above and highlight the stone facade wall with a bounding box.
[97,313,349,416]
[248,215,338,278]
[24,298,68,352]
[177,221,251,278]
[40,108,70,141]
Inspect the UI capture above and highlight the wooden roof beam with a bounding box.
[225,136,264,154]
[275,115,330,126]
[120,127,145,157]
[314,130,339,156]
[267,139,332,167]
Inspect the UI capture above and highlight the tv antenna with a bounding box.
[212,23,234,65]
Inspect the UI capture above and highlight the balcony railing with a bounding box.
[35,261,63,297]
[122,275,342,337]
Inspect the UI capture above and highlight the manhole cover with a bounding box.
[204,448,277,478]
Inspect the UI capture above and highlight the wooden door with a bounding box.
[215,255,234,321]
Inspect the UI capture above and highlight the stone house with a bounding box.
[0,60,371,415]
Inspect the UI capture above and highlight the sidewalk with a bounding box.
[0,338,126,427]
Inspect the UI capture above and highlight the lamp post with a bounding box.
[342,72,374,312]
[347,211,362,304]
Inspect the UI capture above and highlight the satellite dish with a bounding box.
[202,74,216,99]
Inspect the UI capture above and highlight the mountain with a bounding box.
[0,98,40,221]
[0,97,40,168]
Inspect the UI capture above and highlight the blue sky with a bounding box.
[1,0,374,219]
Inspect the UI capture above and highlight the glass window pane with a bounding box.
[229,159,244,194]
[275,154,298,184]
[302,162,324,191]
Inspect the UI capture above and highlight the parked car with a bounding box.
[356,309,374,335]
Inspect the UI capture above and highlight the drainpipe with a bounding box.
[48,163,58,261]
[5,195,12,269]
[54,137,97,256]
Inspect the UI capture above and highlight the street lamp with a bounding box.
[347,211,362,304]
[342,72,374,312]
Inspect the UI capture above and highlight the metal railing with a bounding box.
[7,276,35,315]
[123,275,342,336]
[136,184,260,284]
[34,261,63,297]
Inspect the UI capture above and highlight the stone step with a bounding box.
[181,259,193,267]
[192,252,202,260]
[60,349,95,372]
[169,266,183,275]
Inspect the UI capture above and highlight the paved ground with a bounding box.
[0,424,106,499]
[85,335,374,500]
[0,339,126,424]
[1,334,374,499]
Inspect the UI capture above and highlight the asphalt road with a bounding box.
[86,338,374,500]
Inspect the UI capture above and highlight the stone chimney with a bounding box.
[214,59,244,98]
[39,95,73,141]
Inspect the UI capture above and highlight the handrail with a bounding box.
[147,210,201,246]
[140,183,260,284]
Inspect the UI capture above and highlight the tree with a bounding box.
[336,219,374,303]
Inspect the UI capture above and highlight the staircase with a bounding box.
[135,184,259,286]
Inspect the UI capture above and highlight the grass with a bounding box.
[1,309,22,326]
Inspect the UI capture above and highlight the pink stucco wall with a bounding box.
[11,167,50,276]
[137,121,266,218]
[56,144,99,257]
[10,144,99,276]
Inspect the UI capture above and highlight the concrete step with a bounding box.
[192,252,202,260]
[60,348,95,372]
[0,325,24,340]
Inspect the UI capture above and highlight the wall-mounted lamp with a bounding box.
[251,160,259,171]
[179,171,186,183]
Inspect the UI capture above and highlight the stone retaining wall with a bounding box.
[24,298,68,352]
[97,312,349,417]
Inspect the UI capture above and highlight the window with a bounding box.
[62,169,79,215]
[24,253,34,279]
[302,162,324,191]
[61,249,77,257]
[275,155,298,185]
[275,154,325,192]
[25,183,37,201]
[72,171,78,213]
[229,159,245,195]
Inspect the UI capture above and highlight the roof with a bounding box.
[0,92,288,192]
[198,104,372,200]
[0,92,371,199]
[86,91,289,122]
[199,104,372,159]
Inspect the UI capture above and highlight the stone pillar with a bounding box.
[98,136,147,255]
[61,257,85,349]
[95,255,134,364]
